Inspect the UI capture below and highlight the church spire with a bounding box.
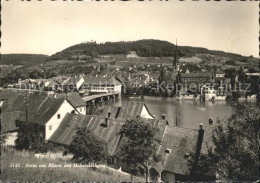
[173,39,179,71]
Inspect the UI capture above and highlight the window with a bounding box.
[80,107,82,112]
[57,114,60,119]
[49,125,52,130]
[165,148,171,154]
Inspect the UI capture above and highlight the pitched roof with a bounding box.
[157,126,199,175]
[49,114,123,156]
[114,118,167,158]
[1,111,22,133]
[117,102,153,120]
[0,89,19,101]
[87,116,123,156]
[181,72,212,78]
[84,76,121,85]
[101,105,120,119]
[201,125,217,154]
[49,113,92,145]
[56,92,85,107]
[216,70,225,74]
[3,94,65,125]
[101,102,154,120]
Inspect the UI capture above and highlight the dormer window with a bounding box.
[184,152,190,159]
[165,148,171,154]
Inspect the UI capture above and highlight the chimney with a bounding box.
[162,114,166,120]
[192,123,205,176]
[108,112,111,118]
[105,117,109,127]
[209,117,213,125]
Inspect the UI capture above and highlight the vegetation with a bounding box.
[15,121,46,152]
[47,39,243,61]
[188,103,259,181]
[0,54,48,66]
[1,147,143,182]
[68,127,108,164]
[119,117,161,181]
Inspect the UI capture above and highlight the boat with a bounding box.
[196,107,206,111]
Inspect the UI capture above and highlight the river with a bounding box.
[87,96,258,129]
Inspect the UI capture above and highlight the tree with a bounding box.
[15,121,45,152]
[120,117,161,181]
[68,127,108,164]
[188,103,259,181]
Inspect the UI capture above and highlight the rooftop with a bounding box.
[181,72,212,78]
[49,114,123,156]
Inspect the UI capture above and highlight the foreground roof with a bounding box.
[49,114,123,156]
[157,126,199,175]
[1,111,22,133]
[2,94,65,125]
[49,113,92,145]
[0,89,19,101]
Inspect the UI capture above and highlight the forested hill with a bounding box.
[47,39,243,61]
[0,54,49,66]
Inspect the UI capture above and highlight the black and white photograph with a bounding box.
[0,1,259,182]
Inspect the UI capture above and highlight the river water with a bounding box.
[87,96,257,129]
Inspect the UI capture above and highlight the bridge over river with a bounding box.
[82,91,121,106]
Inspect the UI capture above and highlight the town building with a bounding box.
[1,93,79,145]
[152,124,215,181]
[49,113,124,158]
[55,92,86,115]
[84,76,122,94]
[215,70,225,79]
[181,72,213,83]
[101,102,154,120]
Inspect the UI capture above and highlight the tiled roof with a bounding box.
[49,113,92,145]
[181,72,212,78]
[101,102,154,120]
[1,111,22,133]
[201,125,218,154]
[3,94,65,126]
[216,70,225,74]
[0,89,19,101]
[157,126,199,175]
[56,92,85,108]
[87,116,123,156]
[84,76,121,85]
[101,105,119,119]
[117,102,152,120]
[49,114,123,156]
[114,118,167,158]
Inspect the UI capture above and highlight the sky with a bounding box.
[1,1,259,57]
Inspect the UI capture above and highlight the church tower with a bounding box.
[173,39,180,72]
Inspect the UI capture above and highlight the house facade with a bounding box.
[0,93,79,145]
[84,76,122,93]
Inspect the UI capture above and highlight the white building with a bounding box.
[215,70,225,79]
[84,76,122,93]
[0,94,79,146]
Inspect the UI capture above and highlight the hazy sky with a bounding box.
[2,1,259,57]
